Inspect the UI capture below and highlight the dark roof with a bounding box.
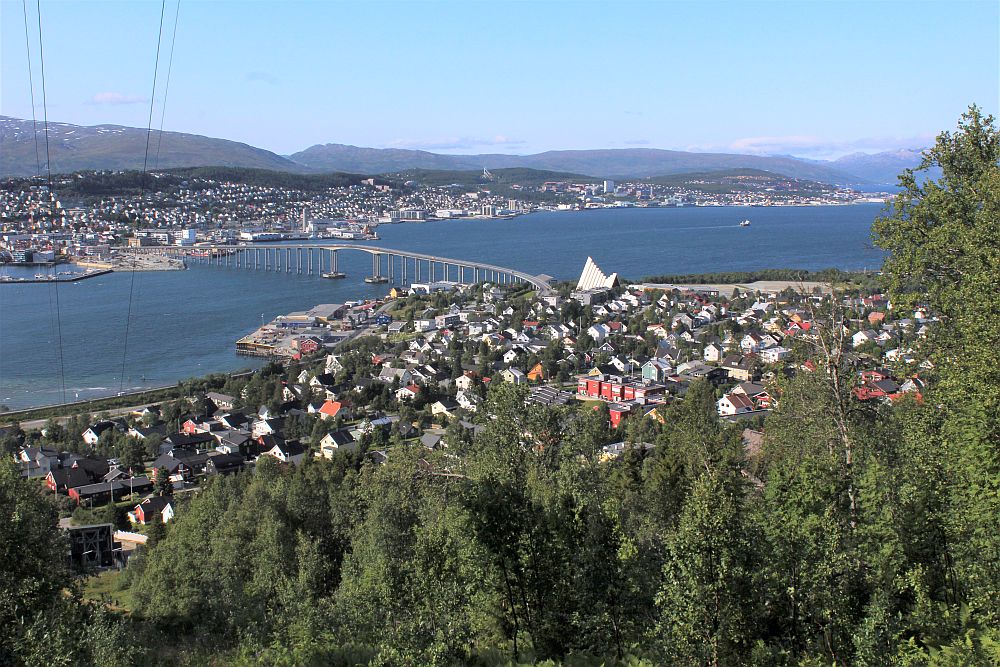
[259,433,286,450]
[49,467,91,489]
[420,433,443,449]
[165,432,216,448]
[72,457,110,480]
[137,496,172,515]
[151,454,185,473]
[273,441,305,457]
[219,411,249,426]
[873,379,901,393]
[206,453,245,473]
[132,424,168,439]
[312,372,337,387]
[325,430,355,446]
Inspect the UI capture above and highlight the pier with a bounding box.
[0,268,112,285]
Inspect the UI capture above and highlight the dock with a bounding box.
[0,269,112,285]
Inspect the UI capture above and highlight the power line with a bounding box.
[154,0,181,170]
[21,0,41,177]
[120,0,167,395]
[35,0,67,405]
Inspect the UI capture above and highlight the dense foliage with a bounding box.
[640,268,880,288]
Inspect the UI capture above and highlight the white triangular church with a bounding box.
[576,256,619,290]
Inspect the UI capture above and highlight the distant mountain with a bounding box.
[289,144,485,174]
[290,144,863,184]
[827,149,926,185]
[1,115,920,186]
[0,116,308,177]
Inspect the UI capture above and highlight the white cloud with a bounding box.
[386,135,526,151]
[89,92,147,105]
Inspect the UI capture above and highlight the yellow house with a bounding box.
[527,362,547,382]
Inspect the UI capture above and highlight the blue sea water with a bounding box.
[0,204,885,409]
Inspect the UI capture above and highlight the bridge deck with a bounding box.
[127,243,553,293]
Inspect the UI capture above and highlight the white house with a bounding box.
[717,392,754,416]
[852,330,878,348]
[587,324,610,342]
[703,343,724,363]
[759,346,790,364]
[455,374,476,392]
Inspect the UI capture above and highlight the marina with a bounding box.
[0,268,112,284]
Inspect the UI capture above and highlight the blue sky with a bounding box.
[2,0,997,158]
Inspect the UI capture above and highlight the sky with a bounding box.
[2,0,998,159]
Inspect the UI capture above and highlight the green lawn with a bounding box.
[81,569,135,611]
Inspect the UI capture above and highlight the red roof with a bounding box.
[726,393,754,409]
[319,400,343,417]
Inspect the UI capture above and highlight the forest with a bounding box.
[2,107,998,666]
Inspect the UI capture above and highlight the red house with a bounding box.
[607,403,638,429]
[294,336,321,354]
[577,375,666,403]
[133,496,174,525]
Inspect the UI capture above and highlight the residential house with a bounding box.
[317,431,357,459]
[500,368,526,385]
[131,496,175,525]
[720,354,756,382]
[396,384,421,401]
[317,400,347,421]
[205,392,236,411]
[430,398,460,419]
[703,342,724,362]
[261,440,306,465]
[526,362,547,382]
[717,392,755,416]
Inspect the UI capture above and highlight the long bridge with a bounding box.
[124,243,553,293]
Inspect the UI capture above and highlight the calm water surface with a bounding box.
[0,204,884,409]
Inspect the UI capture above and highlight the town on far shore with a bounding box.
[5,254,932,572]
[1,167,888,275]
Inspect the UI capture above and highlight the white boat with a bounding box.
[740,219,751,227]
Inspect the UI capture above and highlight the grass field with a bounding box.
[82,570,135,611]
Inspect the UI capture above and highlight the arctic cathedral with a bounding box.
[576,256,619,291]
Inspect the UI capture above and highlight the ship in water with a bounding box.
[740,219,751,227]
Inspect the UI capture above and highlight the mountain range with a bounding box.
[0,116,923,185]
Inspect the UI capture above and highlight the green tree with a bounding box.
[654,471,751,666]
[873,105,1000,628]
[153,467,173,497]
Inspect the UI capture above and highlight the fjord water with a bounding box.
[0,204,884,409]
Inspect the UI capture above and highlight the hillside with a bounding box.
[2,116,920,185]
[291,143,864,183]
[829,148,926,184]
[389,167,598,188]
[0,116,309,177]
